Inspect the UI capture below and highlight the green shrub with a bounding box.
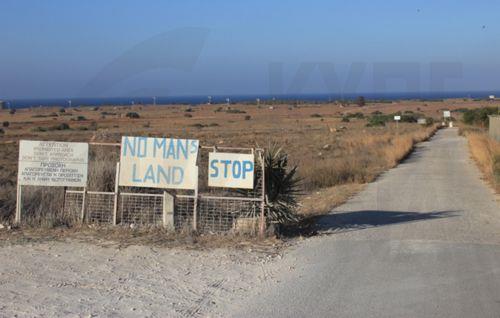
[310,113,322,118]
[2,121,9,127]
[52,123,70,130]
[33,126,47,132]
[244,115,251,120]
[341,117,350,122]
[366,116,386,127]
[125,112,140,119]
[226,108,246,114]
[462,107,498,126]
[263,145,301,223]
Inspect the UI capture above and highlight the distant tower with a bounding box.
[0,100,5,110]
[226,98,230,106]
[208,96,212,105]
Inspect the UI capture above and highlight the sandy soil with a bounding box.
[0,240,282,318]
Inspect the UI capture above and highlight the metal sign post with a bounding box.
[394,115,401,133]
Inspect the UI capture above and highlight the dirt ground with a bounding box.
[0,239,283,318]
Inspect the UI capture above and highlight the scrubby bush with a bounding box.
[53,123,70,130]
[341,117,350,123]
[462,107,498,127]
[226,108,246,114]
[310,113,322,118]
[2,121,9,127]
[0,128,4,135]
[244,115,251,120]
[366,116,386,127]
[125,112,140,119]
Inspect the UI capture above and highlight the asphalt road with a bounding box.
[225,128,500,318]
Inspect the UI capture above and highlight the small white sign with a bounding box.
[394,115,401,121]
[18,140,88,187]
[208,152,254,189]
[119,136,199,190]
[443,111,451,118]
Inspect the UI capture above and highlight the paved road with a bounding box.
[225,128,500,318]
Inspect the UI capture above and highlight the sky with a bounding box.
[1,0,500,99]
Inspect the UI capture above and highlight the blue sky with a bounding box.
[1,0,499,99]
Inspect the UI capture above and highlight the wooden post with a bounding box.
[80,187,87,222]
[113,162,120,225]
[15,184,22,224]
[62,186,67,218]
[259,150,266,237]
[192,166,199,232]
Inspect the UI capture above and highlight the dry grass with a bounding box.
[465,131,500,193]
[0,225,282,251]
[0,99,444,227]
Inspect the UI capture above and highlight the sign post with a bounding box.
[394,115,401,132]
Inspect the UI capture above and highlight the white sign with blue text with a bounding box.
[208,152,254,189]
[119,136,199,190]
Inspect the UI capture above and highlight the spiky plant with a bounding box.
[263,144,301,223]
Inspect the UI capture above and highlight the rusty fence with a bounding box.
[57,144,265,234]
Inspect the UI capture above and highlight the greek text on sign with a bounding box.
[209,152,254,189]
[394,115,401,121]
[119,136,199,190]
[18,140,88,187]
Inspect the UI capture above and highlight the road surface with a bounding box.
[222,128,500,318]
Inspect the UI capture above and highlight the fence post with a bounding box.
[80,187,87,222]
[163,191,174,230]
[113,162,120,225]
[15,184,22,224]
[192,166,199,232]
[259,150,266,237]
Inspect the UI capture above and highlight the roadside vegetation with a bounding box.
[462,130,500,193]
[459,106,500,193]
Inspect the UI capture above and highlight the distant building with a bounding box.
[417,118,427,125]
[489,95,496,100]
[489,115,500,142]
[0,100,5,110]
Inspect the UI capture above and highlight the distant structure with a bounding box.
[417,118,427,125]
[489,95,496,100]
[489,115,500,142]
[0,100,5,110]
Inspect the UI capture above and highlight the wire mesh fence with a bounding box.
[24,143,266,234]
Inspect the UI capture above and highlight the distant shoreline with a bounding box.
[2,91,498,109]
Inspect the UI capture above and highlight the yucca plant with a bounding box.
[263,144,301,223]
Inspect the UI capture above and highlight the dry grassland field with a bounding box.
[0,98,494,223]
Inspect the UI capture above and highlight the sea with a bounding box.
[2,91,498,109]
